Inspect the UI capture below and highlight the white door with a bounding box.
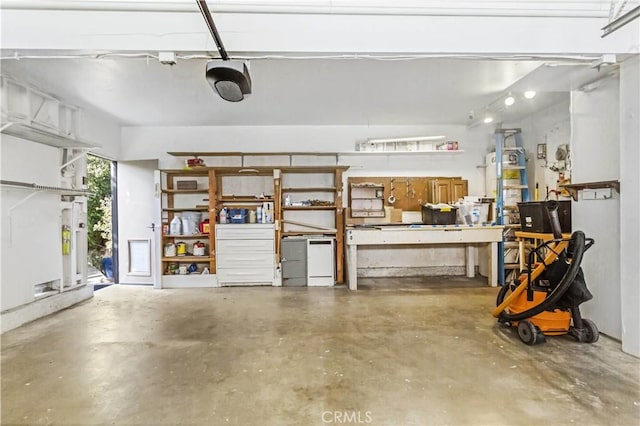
[117,160,159,285]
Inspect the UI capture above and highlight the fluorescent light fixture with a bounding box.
[504,95,515,106]
[366,135,446,144]
[524,90,536,99]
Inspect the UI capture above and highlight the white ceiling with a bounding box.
[1,0,628,128]
[0,55,590,127]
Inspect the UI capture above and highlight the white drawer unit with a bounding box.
[216,239,274,253]
[215,224,276,286]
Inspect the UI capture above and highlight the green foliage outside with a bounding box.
[87,155,112,268]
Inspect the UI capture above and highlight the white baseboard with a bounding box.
[1,284,93,333]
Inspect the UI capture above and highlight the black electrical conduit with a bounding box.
[496,200,587,323]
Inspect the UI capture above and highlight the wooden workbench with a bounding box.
[345,225,504,290]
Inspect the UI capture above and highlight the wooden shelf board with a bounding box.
[560,180,620,201]
[162,207,209,212]
[159,169,208,176]
[162,189,209,194]
[283,206,336,211]
[219,197,274,202]
[339,150,464,155]
[162,256,214,262]
[282,231,338,236]
[163,234,209,238]
[282,187,336,192]
[168,151,341,157]
[281,166,349,173]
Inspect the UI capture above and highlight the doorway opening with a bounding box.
[87,154,115,290]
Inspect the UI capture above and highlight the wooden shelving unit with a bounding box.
[159,168,216,285]
[277,166,348,284]
[162,156,349,286]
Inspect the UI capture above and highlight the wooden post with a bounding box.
[209,169,217,273]
[335,168,344,284]
[274,168,281,263]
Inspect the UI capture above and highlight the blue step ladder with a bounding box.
[495,128,530,286]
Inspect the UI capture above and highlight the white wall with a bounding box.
[122,124,487,193]
[0,62,123,160]
[0,77,120,331]
[1,136,63,311]
[504,98,571,198]
[122,124,490,276]
[570,77,621,339]
[79,105,122,160]
[619,55,640,357]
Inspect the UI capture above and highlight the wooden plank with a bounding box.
[282,187,337,192]
[167,151,341,157]
[219,196,274,202]
[209,169,217,273]
[282,219,335,231]
[162,207,208,212]
[282,231,337,236]
[282,206,336,211]
[335,168,344,284]
[346,226,503,245]
[274,170,282,264]
[161,189,209,194]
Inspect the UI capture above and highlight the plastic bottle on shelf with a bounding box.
[219,208,227,224]
[257,206,262,223]
[265,204,273,223]
[170,214,182,235]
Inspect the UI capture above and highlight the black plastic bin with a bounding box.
[422,204,458,225]
[518,201,571,233]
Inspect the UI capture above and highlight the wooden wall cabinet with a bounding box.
[427,178,468,204]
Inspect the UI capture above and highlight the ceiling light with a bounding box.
[504,94,515,106]
[524,90,537,99]
[483,116,494,124]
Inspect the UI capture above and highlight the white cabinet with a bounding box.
[307,237,335,286]
[215,224,277,286]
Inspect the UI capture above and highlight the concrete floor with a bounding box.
[2,278,639,426]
